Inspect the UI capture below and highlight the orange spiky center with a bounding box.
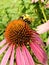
[5,19,31,45]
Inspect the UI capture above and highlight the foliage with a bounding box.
[0,0,49,64]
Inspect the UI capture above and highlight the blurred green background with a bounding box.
[0,0,49,65]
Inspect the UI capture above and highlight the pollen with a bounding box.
[5,19,32,45]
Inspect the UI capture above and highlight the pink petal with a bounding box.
[16,46,25,65]
[35,0,38,3]
[37,64,41,65]
[36,20,49,34]
[30,42,47,65]
[32,0,35,3]
[22,45,35,65]
[41,0,44,2]
[37,63,48,65]
[32,0,38,3]
[0,44,9,55]
[0,39,6,47]
[1,44,13,65]
[22,46,29,65]
[31,33,44,46]
[9,45,15,65]
[45,4,49,8]
[46,37,49,45]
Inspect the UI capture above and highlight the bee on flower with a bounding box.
[0,14,47,65]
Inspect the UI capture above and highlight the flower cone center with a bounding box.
[5,19,31,45]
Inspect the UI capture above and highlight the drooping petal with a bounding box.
[22,45,35,65]
[41,0,44,2]
[16,46,25,65]
[35,0,38,3]
[22,46,30,65]
[0,39,6,47]
[1,44,13,65]
[32,0,35,3]
[36,64,41,65]
[32,0,38,3]
[36,20,49,34]
[30,42,47,65]
[37,62,48,65]
[45,4,49,8]
[9,45,15,65]
[31,31,44,46]
[0,44,9,55]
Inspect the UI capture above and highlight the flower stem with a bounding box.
[39,1,47,22]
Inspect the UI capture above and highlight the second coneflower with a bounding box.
[36,20,49,34]
[0,19,47,65]
[32,0,44,3]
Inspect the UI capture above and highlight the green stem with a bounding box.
[41,6,47,22]
[39,1,47,22]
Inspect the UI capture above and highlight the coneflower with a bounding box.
[0,19,47,65]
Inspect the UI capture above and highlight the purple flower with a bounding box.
[0,19,47,65]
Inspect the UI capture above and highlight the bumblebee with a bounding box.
[19,14,32,24]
